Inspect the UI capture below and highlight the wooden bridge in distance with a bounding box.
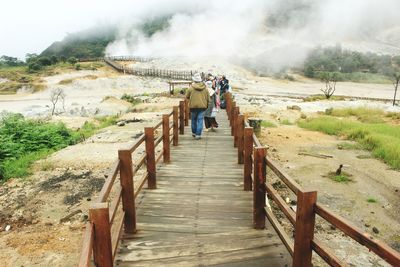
[79,93,400,267]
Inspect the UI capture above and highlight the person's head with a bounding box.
[222,75,226,79]
[192,73,202,83]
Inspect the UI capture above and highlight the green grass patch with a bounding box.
[326,107,385,123]
[280,119,293,125]
[326,171,353,183]
[367,197,378,203]
[0,113,118,181]
[299,116,400,169]
[337,142,363,150]
[303,94,346,102]
[121,93,143,105]
[261,120,277,128]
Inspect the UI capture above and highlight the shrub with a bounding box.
[261,120,276,128]
[67,57,78,64]
[121,94,142,105]
[0,113,80,180]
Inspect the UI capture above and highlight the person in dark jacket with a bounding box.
[186,73,210,140]
[219,75,229,95]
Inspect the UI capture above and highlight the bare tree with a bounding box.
[320,72,338,99]
[392,73,400,106]
[50,88,66,115]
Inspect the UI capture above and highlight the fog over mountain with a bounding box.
[106,0,400,71]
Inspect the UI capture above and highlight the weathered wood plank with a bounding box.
[116,111,291,266]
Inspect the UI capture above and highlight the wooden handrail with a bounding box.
[78,223,94,267]
[79,104,183,267]
[264,207,294,256]
[109,185,122,223]
[111,211,125,260]
[311,238,348,267]
[266,156,301,195]
[97,159,120,202]
[128,134,145,153]
[228,97,400,267]
[253,133,262,147]
[265,183,296,225]
[315,204,400,266]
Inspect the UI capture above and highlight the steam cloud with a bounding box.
[106,0,400,72]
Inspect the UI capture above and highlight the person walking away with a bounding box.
[219,75,229,97]
[186,73,209,140]
[204,80,219,131]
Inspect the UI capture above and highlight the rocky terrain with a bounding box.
[0,61,399,266]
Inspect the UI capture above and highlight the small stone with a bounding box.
[5,225,11,231]
[365,223,370,228]
[80,214,89,222]
[45,222,53,226]
[330,225,336,230]
[372,227,379,234]
[272,148,277,152]
[117,121,126,127]
[86,198,91,201]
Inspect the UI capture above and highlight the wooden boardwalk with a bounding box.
[115,111,291,266]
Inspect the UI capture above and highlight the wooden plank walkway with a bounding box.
[115,111,291,266]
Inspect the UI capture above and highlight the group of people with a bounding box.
[185,72,230,140]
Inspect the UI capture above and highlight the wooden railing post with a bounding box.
[233,107,240,146]
[179,101,185,135]
[118,149,136,234]
[230,101,236,128]
[184,98,189,126]
[253,147,266,229]
[145,127,156,189]
[293,190,317,267]
[237,114,244,164]
[231,102,236,135]
[90,203,113,267]
[162,114,170,163]
[244,127,253,191]
[173,106,179,146]
[226,93,231,120]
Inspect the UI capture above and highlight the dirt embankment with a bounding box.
[242,106,400,266]
[0,90,181,266]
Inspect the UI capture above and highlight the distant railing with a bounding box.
[104,57,201,81]
[78,99,189,267]
[224,92,400,267]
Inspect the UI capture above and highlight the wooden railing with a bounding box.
[78,100,188,267]
[224,92,400,267]
[104,57,199,81]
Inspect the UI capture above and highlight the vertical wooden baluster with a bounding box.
[253,147,266,229]
[162,114,170,163]
[118,149,136,234]
[184,98,190,126]
[244,127,253,191]
[179,101,185,135]
[293,190,317,267]
[173,106,179,146]
[90,203,113,267]
[237,114,244,164]
[145,127,156,189]
[234,107,240,147]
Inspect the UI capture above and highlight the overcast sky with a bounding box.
[0,0,152,59]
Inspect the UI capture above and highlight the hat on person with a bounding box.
[192,73,202,82]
